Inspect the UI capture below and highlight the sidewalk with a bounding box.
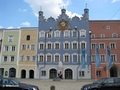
[18,79,94,90]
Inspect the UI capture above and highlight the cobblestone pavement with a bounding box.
[17,79,95,90]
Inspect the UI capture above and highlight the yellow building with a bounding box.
[18,28,38,78]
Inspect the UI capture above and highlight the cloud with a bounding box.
[111,0,120,3]
[19,8,27,12]
[7,26,14,29]
[24,0,82,19]
[0,26,3,28]
[21,22,30,26]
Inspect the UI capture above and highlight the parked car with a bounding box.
[0,77,39,90]
[81,77,120,90]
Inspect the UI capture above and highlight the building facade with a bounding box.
[0,29,20,78]
[36,8,91,79]
[90,20,120,79]
[18,28,38,78]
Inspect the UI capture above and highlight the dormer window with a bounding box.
[26,35,30,40]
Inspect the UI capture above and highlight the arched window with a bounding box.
[26,35,30,40]
[112,33,118,38]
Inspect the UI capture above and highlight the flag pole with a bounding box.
[95,45,97,81]
[106,46,108,78]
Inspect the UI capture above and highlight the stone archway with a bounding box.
[9,68,16,77]
[65,68,73,79]
[21,69,26,78]
[110,66,117,77]
[49,69,57,79]
[29,70,34,79]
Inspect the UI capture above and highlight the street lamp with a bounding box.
[74,26,80,80]
[39,27,52,79]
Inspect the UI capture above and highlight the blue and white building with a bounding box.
[36,7,91,79]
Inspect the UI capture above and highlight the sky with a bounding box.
[0,0,120,29]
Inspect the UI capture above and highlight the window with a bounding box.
[41,71,46,76]
[55,43,60,50]
[47,43,52,50]
[8,36,14,42]
[64,54,69,62]
[11,46,15,51]
[91,43,96,49]
[20,55,24,61]
[100,55,105,62]
[91,34,95,38]
[80,30,86,37]
[22,44,26,50]
[26,56,30,61]
[64,42,70,49]
[72,54,77,63]
[32,56,36,61]
[101,34,105,38]
[106,26,110,29]
[31,44,35,50]
[47,55,51,62]
[112,33,118,38]
[72,42,77,49]
[39,55,44,62]
[100,43,104,49]
[3,56,7,62]
[91,55,96,62]
[47,32,52,38]
[111,55,116,62]
[26,35,30,40]
[54,31,60,38]
[110,43,115,49]
[39,31,44,38]
[39,43,44,50]
[55,55,59,62]
[4,46,9,51]
[10,56,14,62]
[81,42,86,49]
[72,31,77,37]
[104,78,114,84]
[79,71,84,77]
[96,71,101,76]
[64,31,70,38]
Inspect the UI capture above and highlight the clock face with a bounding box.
[60,21,66,27]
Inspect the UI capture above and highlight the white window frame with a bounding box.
[39,42,44,50]
[54,30,60,38]
[80,41,86,49]
[64,30,70,38]
[8,36,14,42]
[91,34,95,38]
[10,56,15,62]
[96,70,101,76]
[91,54,96,62]
[63,41,70,50]
[4,46,9,51]
[112,33,118,38]
[46,42,52,50]
[46,53,52,62]
[72,53,78,63]
[30,44,35,50]
[54,53,60,62]
[110,42,116,49]
[91,43,96,49]
[26,55,30,61]
[80,54,87,62]
[71,30,78,38]
[80,29,86,38]
[11,46,16,51]
[47,31,52,38]
[71,41,78,50]
[101,34,105,38]
[111,54,116,62]
[99,43,105,49]
[20,55,24,61]
[3,56,8,62]
[32,55,36,61]
[54,41,60,50]
[63,53,70,63]
[39,31,45,38]
[100,54,105,62]
[22,44,26,50]
[38,54,44,62]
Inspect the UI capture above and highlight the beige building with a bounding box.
[18,28,38,78]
